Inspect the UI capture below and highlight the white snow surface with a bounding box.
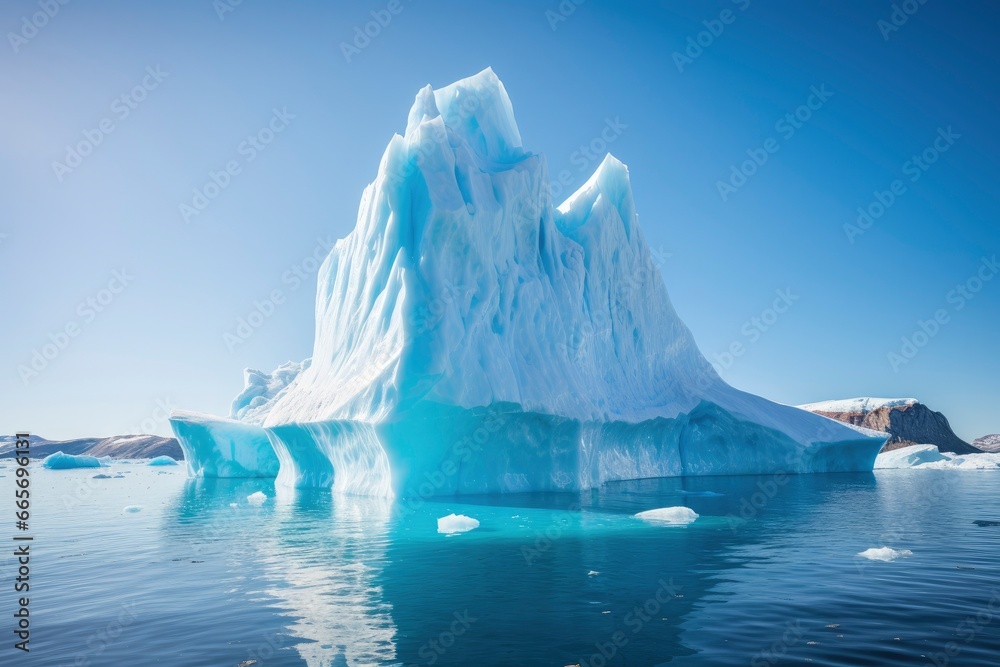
[798,397,918,414]
[231,360,311,424]
[858,547,913,562]
[875,444,1000,470]
[437,513,480,534]
[635,507,699,525]
[171,68,886,495]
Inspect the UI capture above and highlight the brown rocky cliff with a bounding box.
[810,403,980,454]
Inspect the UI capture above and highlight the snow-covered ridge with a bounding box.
[797,397,918,414]
[170,68,887,496]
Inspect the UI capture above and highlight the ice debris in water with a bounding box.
[148,455,178,466]
[247,491,268,506]
[635,507,699,525]
[858,547,912,561]
[437,514,480,534]
[43,452,102,469]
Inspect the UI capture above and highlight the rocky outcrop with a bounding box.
[798,399,980,455]
[973,434,1000,453]
[0,434,182,460]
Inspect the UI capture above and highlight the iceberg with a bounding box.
[170,410,279,478]
[247,491,268,506]
[636,507,699,526]
[148,455,178,466]
[42,451,102,469]
[437,513,479,534]
[875,444,1000,470]
[171,68,886,497]
[858,547,912,562]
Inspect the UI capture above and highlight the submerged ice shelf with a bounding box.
[171,68,886,497]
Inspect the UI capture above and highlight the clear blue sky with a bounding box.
[2,0,997,441]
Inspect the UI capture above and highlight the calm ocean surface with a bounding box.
[6,462,1000,666]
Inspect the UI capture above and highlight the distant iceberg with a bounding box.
[875,444,1000,470]
[148,455,178,466]
[171,68,886,497]
[43,451,102,469]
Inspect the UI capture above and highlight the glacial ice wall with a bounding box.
[171,68,886,495]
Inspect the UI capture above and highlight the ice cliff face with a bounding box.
[171,68,886,496]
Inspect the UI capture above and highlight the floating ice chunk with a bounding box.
[229,502,239,508]
[42,452,102,469]
[123,506,143,513]
[437,513,479,534]
[588,570,600,576]
[635,507,699,526]
[148,455,178,466]
[247,491,268,506]
[858,547,912,561]
[875,444,1000,470]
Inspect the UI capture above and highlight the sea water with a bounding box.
[7,462,1000,666]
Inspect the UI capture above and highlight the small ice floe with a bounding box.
[247,491,268,506]
[123,506,143,513]
[148,455,178,466]
[635,506,699,526]
[858,547,912,562]
[437,513,479,534]
[42,451,102,469]
[229,502,240,508]
[588,570,600,576]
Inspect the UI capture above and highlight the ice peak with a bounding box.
[557,154,633,215]
[404,68,523,164]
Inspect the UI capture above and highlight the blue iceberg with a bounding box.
[171,68,886,497]
[43,451,103,469]
[147,455,179,466]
